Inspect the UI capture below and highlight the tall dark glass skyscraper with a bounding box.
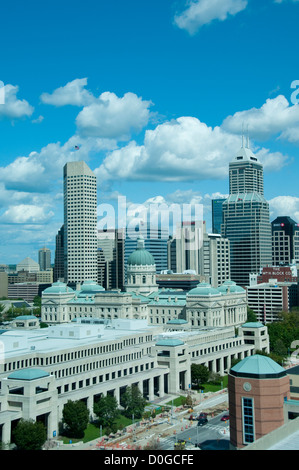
[212,198,225,234]
[272,216,299,265]
[222,141,272,287]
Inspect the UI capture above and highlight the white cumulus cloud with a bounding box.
[174,0,248,34]
[40,78,94,107]
[1,204,54,224]
[0,84,34,119]
[41,79,152,141]
[269,195,299,222]
[95,116,288,184]
[222,95,299,142]
[76,91,152,140]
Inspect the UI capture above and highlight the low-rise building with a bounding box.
[246,279,299,322]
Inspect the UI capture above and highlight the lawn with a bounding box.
[166,376,228,407]
[60,413,134,444]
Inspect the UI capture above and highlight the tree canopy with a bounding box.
[267,309,299,355]
[191,363,209,387]
[62,400,89,438]
[121,385,146,419]
[93,394,120,429]
[13,419,47,450]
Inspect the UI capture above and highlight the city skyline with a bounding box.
[1,0,299,264]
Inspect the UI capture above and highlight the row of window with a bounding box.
[56,360,156,395]
[191,339,243,358]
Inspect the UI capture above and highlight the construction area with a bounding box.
[52,389,229,451]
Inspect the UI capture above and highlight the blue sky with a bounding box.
[1,0,299,264]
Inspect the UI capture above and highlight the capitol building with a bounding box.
[42,236,248,329]
[0,237,269,445]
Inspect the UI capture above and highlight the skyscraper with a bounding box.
[38,246,51,271]
[167,220,203,274]
[97,228,125,290]
[212,198,225,234]
[222,141,272,287]
[199,228,230,287]
[53,225,64,282]
[271,216,299,265]
[63,161,98,285]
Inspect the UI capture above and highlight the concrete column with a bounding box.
[115,386,121,406]
[148,377,155,401]
[159,375,165,398]
[1,421,11,446]
[219,356,225,376]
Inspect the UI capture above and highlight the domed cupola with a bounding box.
[187,282,220,297]
[126,236,158,296]
[127,236,155,267]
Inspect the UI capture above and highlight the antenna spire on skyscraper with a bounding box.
[247,125,250,148]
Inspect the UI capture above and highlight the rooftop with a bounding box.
[8,368,50,381]
[230,354,286,379]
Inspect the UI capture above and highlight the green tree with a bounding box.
[247,307,257,322]
[13,419,47,450]
[267,310,299,356]
[191,363,209,387]
[33,295,41,307]
[33,295,41,316]
[62,400,89,438]
[93,395,120,428]
[121,385,146,419]
[0,303,5,322]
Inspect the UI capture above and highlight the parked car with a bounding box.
[221,414,229,421]
[197,417,208,426]
[198,412,208,418]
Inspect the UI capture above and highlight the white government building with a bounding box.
[0,238,269,445]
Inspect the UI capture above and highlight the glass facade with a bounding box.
[222,146,272,286]
[212,199,225,234]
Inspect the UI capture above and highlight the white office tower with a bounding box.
[170,221,204,274]
[199,225,230,288]
[63,161,98,285]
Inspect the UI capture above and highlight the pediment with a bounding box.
[43,299,58,306]
[187,300,225,311]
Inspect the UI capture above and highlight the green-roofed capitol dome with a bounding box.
[43,281,74,294]
[126,236,158,296]
[127,236,155,266]
[187,282,220,297]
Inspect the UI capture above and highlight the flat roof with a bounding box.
[0,320,162,358]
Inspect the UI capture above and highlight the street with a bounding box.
[159,410,230,450]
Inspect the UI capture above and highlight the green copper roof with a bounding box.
[127,236,155,266]
[218,280,245,293]
[15,315,38,321]
[187,282,220,297]
[8,368,50,381]
[43,282,74,294]
[167,319,188,324]
[230,354,286,379]
[156,339,184,347]
[242,322,265,328]
[77,280,105,297]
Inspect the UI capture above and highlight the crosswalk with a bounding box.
[160,423,230,449]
